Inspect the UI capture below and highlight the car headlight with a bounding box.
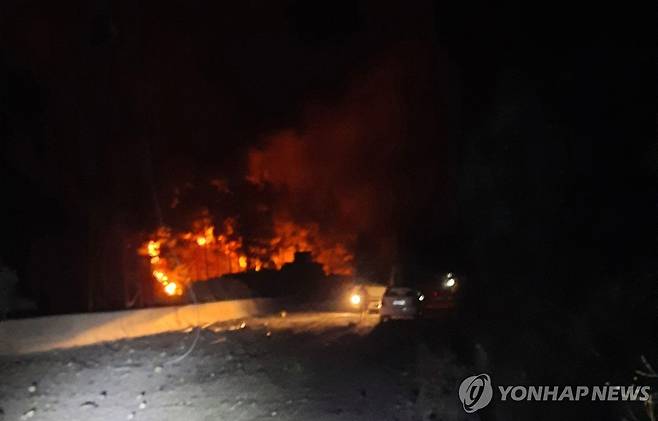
[418,294,425,301]
[445,278,455,288]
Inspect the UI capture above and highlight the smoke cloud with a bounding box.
[247,46,444,278]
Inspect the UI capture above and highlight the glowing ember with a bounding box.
[153,270,167,282]
[147,241,160,257]
[238,255,247,269]
[164,282,177,296]
[196,237,207,246]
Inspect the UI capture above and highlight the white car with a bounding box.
[379,286,423,321]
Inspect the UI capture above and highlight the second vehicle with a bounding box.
[380,286,424,321]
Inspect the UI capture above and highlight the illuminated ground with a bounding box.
[0,312,472,421]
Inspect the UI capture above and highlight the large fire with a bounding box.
[267,217,353,275]
[139,215,354,294]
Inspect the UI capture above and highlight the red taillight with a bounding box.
[432,291,439,297]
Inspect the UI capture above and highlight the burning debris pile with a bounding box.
[139,213,354,295]
[138,216,245,296]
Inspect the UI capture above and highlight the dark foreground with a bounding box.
[0,313,472,421]
[0,312,649,421]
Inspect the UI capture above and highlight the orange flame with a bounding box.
[139,213,354,290]
[238,255,247,269]
[164,282,178,296]
[147,240,160,257]
[264,218,354,275]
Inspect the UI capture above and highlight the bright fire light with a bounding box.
[147,240,160,257]
[164,282,177,296]
[139,214,355,292]
[350,294,362,305]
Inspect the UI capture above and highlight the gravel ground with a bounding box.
[0,312,473,421]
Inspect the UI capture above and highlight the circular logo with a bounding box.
[458,374,493,413]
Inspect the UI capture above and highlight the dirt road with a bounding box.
[0,312,472,421]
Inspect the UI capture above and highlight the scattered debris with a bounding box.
[20,408,36,420]
[0,312,457,420]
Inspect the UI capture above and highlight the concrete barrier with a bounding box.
[0,298,280,356]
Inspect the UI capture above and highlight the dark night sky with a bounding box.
[0,1,655,314]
